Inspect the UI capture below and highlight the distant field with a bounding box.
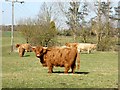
[2,31,118,88]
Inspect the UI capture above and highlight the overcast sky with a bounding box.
[1,0,119,28]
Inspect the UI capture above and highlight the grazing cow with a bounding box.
[32,46,80,73]
[66,43,97,54]
[16,43,32,52]
[77,43,97,54]
[16,43,32,57]
[18,46,25,57]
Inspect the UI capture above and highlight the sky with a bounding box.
[1,0,119,28]
[2,1,42,25]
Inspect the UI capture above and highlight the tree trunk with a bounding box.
[72,27,77,42]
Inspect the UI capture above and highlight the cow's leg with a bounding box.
[87,49,90,54]
[48,65,53,73]
[71,64,76,74]
[22,49,25,56]
[19,48,25,57]
[88,49,91,54]
[64,64,70,73]
[89,50,91,53]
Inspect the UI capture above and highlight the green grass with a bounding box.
[2,31,118,88]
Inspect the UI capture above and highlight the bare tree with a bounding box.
[17,18,35,43]
[93,0,114,51]
[59,1,89,42]
[59,1,80,41]
[17,2,58,46]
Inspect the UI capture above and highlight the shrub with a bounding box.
[97,37,113,51]
[17,21,57,47]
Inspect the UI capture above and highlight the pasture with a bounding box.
[2,31,118,88]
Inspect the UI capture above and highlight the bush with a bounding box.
[17,21,57,47]
[97,37,113,51]
[57,29,72,36]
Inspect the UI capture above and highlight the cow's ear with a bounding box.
[65,43,68,46]
[16,44,20,48]
[32,47,36,52]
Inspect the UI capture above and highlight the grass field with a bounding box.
[2,31,118,88]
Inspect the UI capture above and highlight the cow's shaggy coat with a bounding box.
[32,46,80,73]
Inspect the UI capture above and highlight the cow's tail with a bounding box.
[77,51,80,70]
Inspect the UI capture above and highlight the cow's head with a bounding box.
[92,44,97,50]
[32,46,47,58]
[93,44,97,49]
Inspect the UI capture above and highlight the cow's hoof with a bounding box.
[48,71,53,73]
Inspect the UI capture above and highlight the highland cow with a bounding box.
[32,46,80,73]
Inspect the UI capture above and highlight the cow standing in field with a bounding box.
[32,46,80,73]
[78,43,97,54]
[16,43,32,57]
[66,43,97,54]
[17,45,25,57]
[16,43,32,52]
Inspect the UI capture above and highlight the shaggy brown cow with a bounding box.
[18,46,25,57]
[16,43,32,57]
[32,46,80,73]
[65,43,78,48]
[16,43,32,52]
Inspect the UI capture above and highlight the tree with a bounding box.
[66,1,80,41]
[79,2,89,43]
[93,0,113,51]
[59,1,81,41]
[35,2,57,46]
[17,3,57,47]
[114,1,120,32]
[59,1,89,42]
[110,1,120,21]
[17,18,35,43]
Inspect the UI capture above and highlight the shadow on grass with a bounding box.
[23,55,30,57]
[80,52,95,54]
[75,71,90,74]
[53,71,90,74]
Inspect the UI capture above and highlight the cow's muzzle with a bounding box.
[36,54,41,57]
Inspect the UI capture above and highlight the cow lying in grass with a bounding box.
[16,43,32,57]
[32,46,80,73]
[66,43,97,54]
